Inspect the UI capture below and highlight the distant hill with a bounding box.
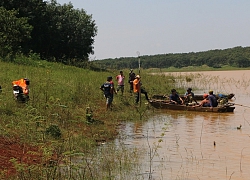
[93,46,250,69]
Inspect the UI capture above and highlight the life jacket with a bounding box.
[12,78,29,95]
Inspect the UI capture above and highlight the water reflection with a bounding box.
[120,70,250,180]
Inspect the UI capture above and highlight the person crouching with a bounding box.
[169,89,184,105]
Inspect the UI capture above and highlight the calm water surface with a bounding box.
[120,70,250,180]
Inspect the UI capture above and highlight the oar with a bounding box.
[234,103,250,108]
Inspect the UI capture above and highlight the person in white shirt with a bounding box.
[116,71,125,95]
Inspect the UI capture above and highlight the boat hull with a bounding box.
[151,93,235,101]
[149,100,235,113]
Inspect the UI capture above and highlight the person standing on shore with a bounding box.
[133,75,149,104]
[116,71,125,95]
[128,69,136,94]
[100,76,116,110]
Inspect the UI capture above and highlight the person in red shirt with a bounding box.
[193,94,210,107]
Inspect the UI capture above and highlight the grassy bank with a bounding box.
[1,58,181,179]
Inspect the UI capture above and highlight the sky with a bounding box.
[56,0,250,60]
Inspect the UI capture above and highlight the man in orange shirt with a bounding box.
[133,75,149,104]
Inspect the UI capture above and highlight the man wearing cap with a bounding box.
[208,90,218,108]
[133,75,149,104]
[100,76,116,110]
[128,69,136,94]
[184,88,198,104]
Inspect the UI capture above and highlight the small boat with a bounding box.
[151,93,235,101]
[149,99,235,113]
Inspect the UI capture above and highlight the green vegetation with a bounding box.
[94,46,250,69]
[1,56,183,179]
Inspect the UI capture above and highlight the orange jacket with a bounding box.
[12,79,29,94]
[133,79,141,93]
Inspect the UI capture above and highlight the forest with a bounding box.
[0,0,97,65]
[93,46,250,69]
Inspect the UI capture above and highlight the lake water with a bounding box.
[120,70,250,180]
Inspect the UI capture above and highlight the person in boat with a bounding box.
[133,75,149,104]
[193,94,210,107]
[169,89,184,105]
[208,90,218,108]
[100,76,116,110]
[184,87,198,104]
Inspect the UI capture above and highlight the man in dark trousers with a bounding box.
[128,69,136,94]
[133,75,149,104]
[100,76,116,110]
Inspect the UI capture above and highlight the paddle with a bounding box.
[234,103,250,108]
[137,51,141,107]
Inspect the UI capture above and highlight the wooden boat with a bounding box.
[149,99,235,112]
[151,93,235,100]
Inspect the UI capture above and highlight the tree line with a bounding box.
[93,46,250,69]
[0,0,97,65]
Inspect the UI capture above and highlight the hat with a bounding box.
[187,88,192,91]
[203,94,208,98]
[209,90,213,94]
[136,75,140,78]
